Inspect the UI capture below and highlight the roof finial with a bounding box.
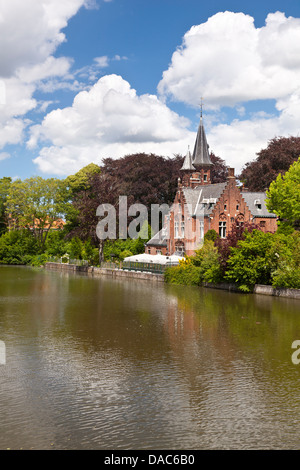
[200,97,204,119]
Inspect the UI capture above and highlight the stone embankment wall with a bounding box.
[45,262,164,282]
[253,284,300,300]
[45,263,300,298]
[203,281,300,300]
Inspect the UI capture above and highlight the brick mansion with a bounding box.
[146,113,278,257]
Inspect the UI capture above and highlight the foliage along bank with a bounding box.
[164,228,300,292]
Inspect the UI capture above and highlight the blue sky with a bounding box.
[1,0,300,179]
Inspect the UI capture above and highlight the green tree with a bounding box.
[64,163,101,233]
[0,230,40,265]
[266,157,300,231]
[225,230,291,292]
[164,240,222,286]
[191,240,223,283]
[6,176,68,249]
[65,163,101,195]
[271,231,300,289]
[0,177,12,234]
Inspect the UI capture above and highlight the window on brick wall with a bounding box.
[219,221,226,238]
[174,221,179,238]
[199,220,204,240]
[181,221,185,238]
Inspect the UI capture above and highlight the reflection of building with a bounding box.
[146,112,277,257]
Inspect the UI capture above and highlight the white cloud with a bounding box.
[16,56,73,84]
[0,80,5,105]
[30,74,193,175]
[0,152,10,161]
[0,0,87,78]
[0,0,91,150]
[158,11,300,172]
[158,11,300,108]
[94,56,109,68]
[0,119,25,150]
[207,91,300,173]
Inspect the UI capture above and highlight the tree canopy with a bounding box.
[266,157,300,231]
[0,177,12,234]
[210,152,228,183]
[239,136,300,191]
[6,176,68,248]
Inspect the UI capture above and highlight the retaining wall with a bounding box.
[45,263,164,282]
[44,263,300,298]
[253,284,300,300]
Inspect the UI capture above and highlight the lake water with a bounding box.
[0,265,300,450]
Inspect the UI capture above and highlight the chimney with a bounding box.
[228,168,235,179]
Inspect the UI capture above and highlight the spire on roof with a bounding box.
[192,103,213,168]
[180,146,195,171]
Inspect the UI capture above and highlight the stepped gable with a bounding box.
[242,192,277,218]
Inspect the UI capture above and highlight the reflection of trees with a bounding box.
[162,283,300,408]
[2,266,300,449]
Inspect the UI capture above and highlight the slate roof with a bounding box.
[181,148,195,171]
[146,228,168,247]
[192,116,213,167]
[241,192,277,218]
[182,186,277,218]
[183,183,227,216]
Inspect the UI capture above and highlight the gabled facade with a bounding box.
[146,114,278,257]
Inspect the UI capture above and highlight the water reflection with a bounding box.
[0,266,300,449]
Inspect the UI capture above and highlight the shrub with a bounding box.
[164,263,202,286]
[0,230,41,265]
[165,240,222,286]
[204,229,219,242]
[120,249,133,261]
[271,231,300,289]
[272,263,300,289]
[191,240,223,283]
[224,230,293,292]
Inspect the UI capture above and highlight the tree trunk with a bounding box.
[99,239,104,265]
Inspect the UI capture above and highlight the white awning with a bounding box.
[123,253,184,265]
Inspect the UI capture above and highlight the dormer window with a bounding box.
[254,199,262,210]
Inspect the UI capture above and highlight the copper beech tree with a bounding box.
[239,136,300,191]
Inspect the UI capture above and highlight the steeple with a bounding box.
[180,146,195,171]
[192,105,213,168]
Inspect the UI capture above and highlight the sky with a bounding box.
[1,0,300,180]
